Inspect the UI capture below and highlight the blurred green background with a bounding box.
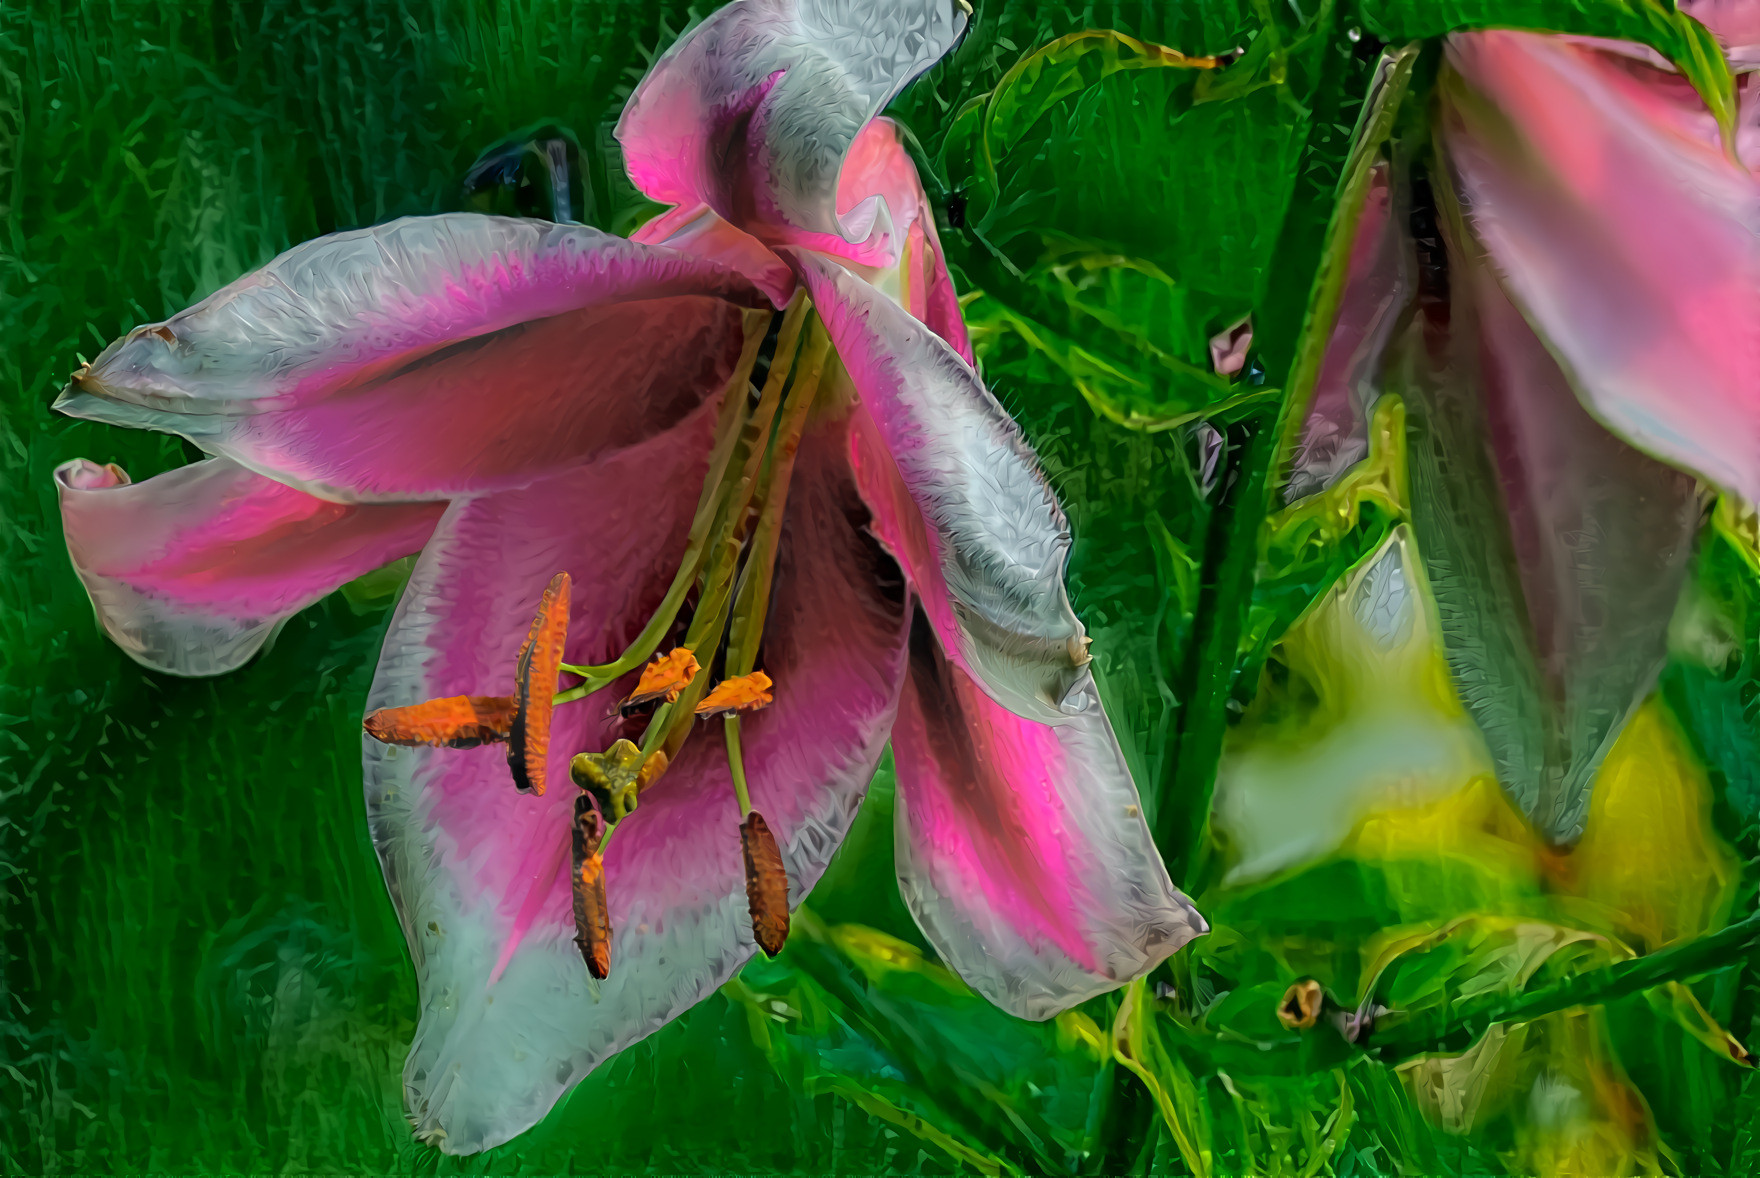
[5,1,1760,1173]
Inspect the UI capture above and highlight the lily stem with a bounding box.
[725,716,753,817]
[554,294,809,699]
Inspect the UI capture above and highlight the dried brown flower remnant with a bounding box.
[1278,979,1324,1030]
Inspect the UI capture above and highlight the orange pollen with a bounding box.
[507,572,571,795]
[623,647,701,709]
[636,749,670,792]
[363,695,517,748]
[694,670,774,717]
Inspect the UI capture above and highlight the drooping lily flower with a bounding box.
[51,0,1204,1154]
[1286,13,1758,845]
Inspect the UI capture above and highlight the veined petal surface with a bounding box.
[56,214,768,501]
[792,248,1089,724]
[364,401,908,1153]
[891,616,1205,1019]
[1439,30,1760,501]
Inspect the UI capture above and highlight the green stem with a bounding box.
[555,297,808,693]
[724,715,752,817]
[726,322,831,678]
[1374,910,1760,1061]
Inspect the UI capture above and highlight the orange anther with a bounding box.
[694,670,773,717]
[363,695,517,748]
[623,647,701,709]
[508,572,571,795]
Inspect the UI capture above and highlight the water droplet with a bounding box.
[1347,25,1362,42]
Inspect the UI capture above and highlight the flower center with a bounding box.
[363,291,833,976]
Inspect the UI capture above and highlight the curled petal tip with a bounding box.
[507,572,571,795]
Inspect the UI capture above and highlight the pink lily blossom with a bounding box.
[52,0,1204,1153]
[1289,10,1759,842]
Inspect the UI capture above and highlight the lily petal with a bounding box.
[364,402,908,1153]
[1438,31,1760,501]
[1393,167,1704,843]
[56,215,768,502]
[615,0,966,268]
[1285,163,1411,502]
[55,456,442,676]
[631,203,798,308]
[792,247,1088,724]
[891,615,1206,1019]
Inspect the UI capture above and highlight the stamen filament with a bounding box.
[555,295,809,698]
[727,322,832,679]
[724,715,753,817]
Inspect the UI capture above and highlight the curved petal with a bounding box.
[55,214,769,502]
[55,456,442,676]
[891,615,1205,1019]
[364,401,908,1153]
[630,202,798,308]
[1391,168,1704,843]
[791,247,1087,723]
[615,0,965,268]
[1285,163,1411,502]
[1438,31,1760,501]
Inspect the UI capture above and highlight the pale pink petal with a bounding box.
[791,247,1088,724]
[1284,163,1411,501]
[54,456,441,676]
[1439,31,1760,500]
[364,400,909,1153]
[631,202,798,308]
[891,618,1205,1018]
[55,215,768,502]
[1208,316,1253,377]
[615,0,966,269]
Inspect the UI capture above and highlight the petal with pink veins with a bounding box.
[1439,31,1760,501]
[631,202,798,308]
[891,616,1205,1019]
[792,247,1088,724]
[364,399,908,1154]
[55,214,768,502]
[615,0,965,269]
[55,456,442,676]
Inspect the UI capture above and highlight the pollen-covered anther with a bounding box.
[1277,979,1324,1031]
[740,810,790,957]
[694,670,773,717]
[363,695,518,748]
[571,738,646,820]
[571,796,611,980]
[507,571,571,795]
[636,749,670,792]
[621,647,701,711]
